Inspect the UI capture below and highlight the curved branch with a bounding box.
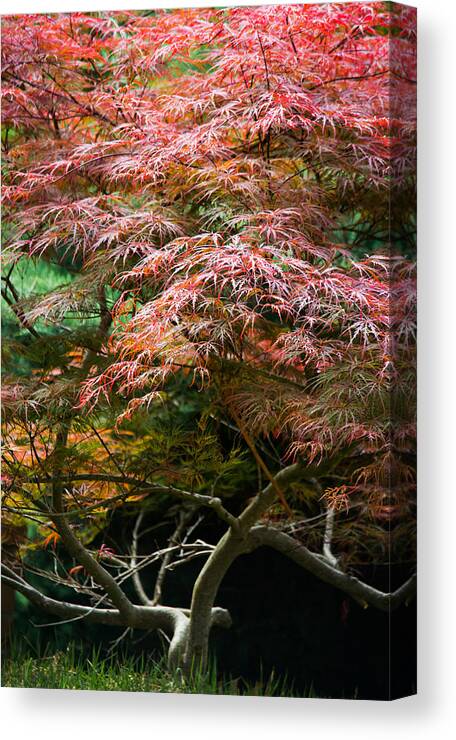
[51,505,137,620]
[2,567,232,665]
[50,429,137,622]
[322,506,339,568]
[184,462,305,669]
[152,509,194,606]
[1,573,127,626]
[239,462,303,529]
[247,526,416,612]
[130,510,153,606]
[167,611,190,669]
[30,475,239,528]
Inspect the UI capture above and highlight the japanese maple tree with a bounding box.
[1,3,416,673]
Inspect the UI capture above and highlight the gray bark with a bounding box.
[1,568,231,670]
[182,463,303,670]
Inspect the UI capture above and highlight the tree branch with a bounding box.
[152,509,194,606]
[321,506,339,568]
[247,526,416,612]
[30,474,240,528]
[239,462,303,530]
[1,565,232,667]
[1,571,126,626]
[1,284,40,338]
[50,428,137,621]
[130,510,153,606]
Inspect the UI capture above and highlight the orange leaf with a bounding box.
[68,565,85,576]
[42,531,61,549]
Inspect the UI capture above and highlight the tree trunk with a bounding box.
[182,464,303,672]
[183,529,246,672]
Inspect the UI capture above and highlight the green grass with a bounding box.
[1,643,309,697]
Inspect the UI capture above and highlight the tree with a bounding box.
[1,3,416,675]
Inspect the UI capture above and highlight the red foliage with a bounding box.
[2,4,416,516]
